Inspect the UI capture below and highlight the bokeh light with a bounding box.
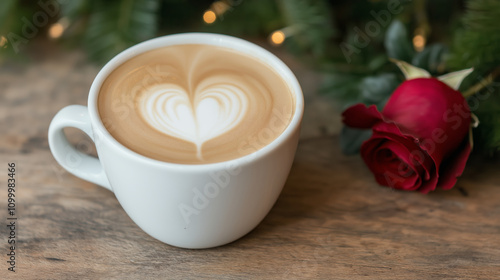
[0,36,7,48]
[270,30,286,46]
[413,34,426,52]
[203,10,217,24]
[48,23,64,39]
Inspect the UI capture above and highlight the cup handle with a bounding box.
[48,105,111,191]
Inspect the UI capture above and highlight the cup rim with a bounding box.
[88,32,304,171]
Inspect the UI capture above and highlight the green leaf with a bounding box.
[321,71,400,110]
[390,58,431,80]
[367,55,388,72]
[384,20,414,62]
[340,126,372,155]
[438,68,474,90]
[320,73,364,105]
[359,73,399,109]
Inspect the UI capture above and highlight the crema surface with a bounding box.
[98,44,295,164]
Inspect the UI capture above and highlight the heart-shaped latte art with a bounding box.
[139,82,249,159]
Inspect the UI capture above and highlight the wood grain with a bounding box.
[1,41,500,280]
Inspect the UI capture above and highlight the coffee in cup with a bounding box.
[98,44,295,164]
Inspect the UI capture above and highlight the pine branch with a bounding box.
[447,0,500,154]
[463,67,500,97]
[0,1,49,57]
[448,0,500,71]
[277,0,333,57]
[62,0,160,64]
[203,0,282,36]
[60,0,89,20]
[0,0,17,34]
[0,0,18,54]
[473,93,500,154]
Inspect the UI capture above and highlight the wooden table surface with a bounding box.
[1,40,500,279]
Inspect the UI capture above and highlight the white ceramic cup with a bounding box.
[48,33,304,249]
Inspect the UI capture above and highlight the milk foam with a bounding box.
[98,44,295,164]
[139,82,248,160]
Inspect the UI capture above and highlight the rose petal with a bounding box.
[371,121,440,190]
[370,130,439,194]
[342,104,383,129]
[363,139,390,175]
[374,171,420,191]
[378,143,420,191]
[362,139,422,191]
[372,123,434,178]
[436,135,472,190]
[416,164,439,193]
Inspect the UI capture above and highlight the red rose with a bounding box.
[343,78,471,193]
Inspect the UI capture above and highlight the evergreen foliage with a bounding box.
[0,0,499,154]
[448,0,500,154]
[277,0,333,58]
[62,0,160,63]
[448,0,500,71]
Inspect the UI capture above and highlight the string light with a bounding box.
[413,35,426,52]
[48,17,69,39]
[0,36,7,48]
[49,23,64,38]
[269,30,286,46]
[203,1,234,24]
[413,27,426,52]
[203,10,217,24]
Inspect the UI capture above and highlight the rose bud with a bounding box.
[343,77,472,193]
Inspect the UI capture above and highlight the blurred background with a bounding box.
[1,0,499,156]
